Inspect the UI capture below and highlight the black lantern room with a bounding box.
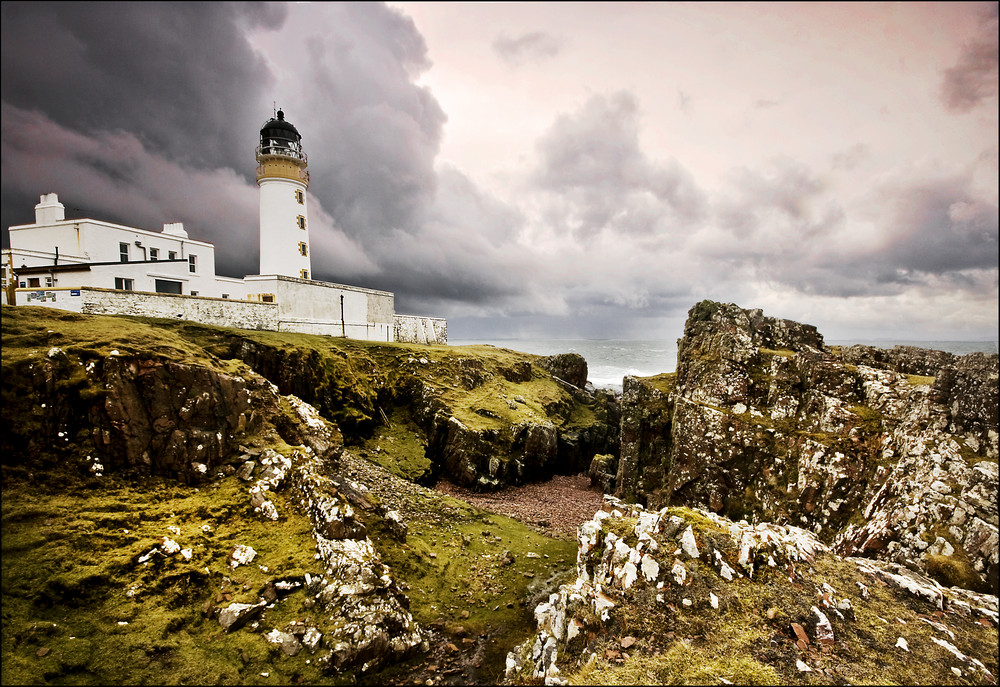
[259,110,304,159]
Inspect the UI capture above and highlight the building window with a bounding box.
[298,242,308,257]
[188,255,197,273]
[261,294,275,303]
[221,293,229,299]
[190,291,199,297]
[295,189,304,204]
[45,277,53,287]
[149,248,159,261]
[28,277,41,287]
[300,269,309,279]
[154,279,182,294]
[119,242,129,263]
[297,215,306,230]
[115,278,134,291]
[168,250,177,260]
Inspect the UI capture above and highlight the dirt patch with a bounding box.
[435,473,605,540]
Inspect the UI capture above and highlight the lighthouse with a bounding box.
[257,110,312,279]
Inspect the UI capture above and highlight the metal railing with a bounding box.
[255,143,307,164]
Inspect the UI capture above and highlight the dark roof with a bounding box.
[260,110,301,143]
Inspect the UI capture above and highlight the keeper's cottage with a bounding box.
[1,111,447,345]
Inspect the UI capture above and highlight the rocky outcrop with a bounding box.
[614,374,674,506]
[537,353,589,390]
[1,348,288,483]
[614,300,999,594]
[508,497,998,685]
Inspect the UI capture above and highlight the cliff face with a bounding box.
[0,306,602,684]
[218,337,617,490]
[615,301,998,594]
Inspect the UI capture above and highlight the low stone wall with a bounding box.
[394,314,447,344]
[13,288,447,344]
[16,287,279,331]
[277,318,393,342]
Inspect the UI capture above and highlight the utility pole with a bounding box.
[6,250,16,305]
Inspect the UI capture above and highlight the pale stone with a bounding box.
[679,526,700,559]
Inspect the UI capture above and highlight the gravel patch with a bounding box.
[434,473,605,540]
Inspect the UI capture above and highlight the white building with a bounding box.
[1,112,446,345]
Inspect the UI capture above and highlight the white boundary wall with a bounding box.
[9,280,446,344]
[15,287,278,331]
[394,314,448,344]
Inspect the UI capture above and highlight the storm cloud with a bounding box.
[2,2,996,342]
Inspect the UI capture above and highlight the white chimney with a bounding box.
[35,193,65,224]
[162,222,188,238]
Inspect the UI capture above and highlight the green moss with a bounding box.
[601,517,639,546]
[918,526,990,593]
[637,372,677,396]
[925,554,984,591]
[359,408,432,482]
[848,404,884,435]
[1,463,335,686]
[904,374,935,386]
[571,635,780,685]
[759,347,796,358]
[366,489,576,684]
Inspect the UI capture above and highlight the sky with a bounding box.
[1,2,997,342]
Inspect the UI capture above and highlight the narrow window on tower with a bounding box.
[295,189,305,204]
[188,255,197,273]
[300,269,309,280]
[297,215,306,230]
[119,242,129,262]
[298,242,308,257]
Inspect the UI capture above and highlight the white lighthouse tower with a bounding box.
[257,110,312,279]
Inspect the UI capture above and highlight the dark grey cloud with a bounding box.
[267,4,446,259]
[532,92,705,240]
[0,102,261,277]
[493,31,562,65]
[939,3,999,112]
[725,171,998,299]
[0,2,282,170]
[0,2,533,317]
[0,1,284,273]
[879,176,998,274]
[370,166,532,313]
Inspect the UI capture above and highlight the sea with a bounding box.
[448,338,999,392]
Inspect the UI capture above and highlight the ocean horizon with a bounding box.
[448,338,999,391]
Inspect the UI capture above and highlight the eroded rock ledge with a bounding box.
[508,497,998,685]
